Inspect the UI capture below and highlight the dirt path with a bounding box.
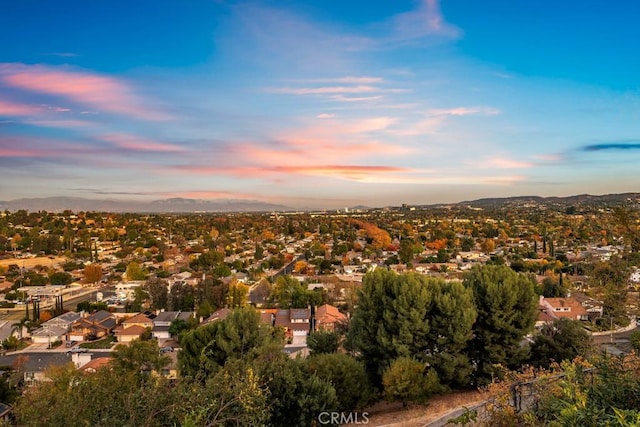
[345,390,485,427]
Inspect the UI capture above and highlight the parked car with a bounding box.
[65,340,77,348]
[67,347,88,354]
[159,346,174,353]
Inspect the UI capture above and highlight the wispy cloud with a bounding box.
[299,76,383,84]
[23,119,96,129]
[267,85,378,95]
[482,157,534,169]
[386,116,444,136]
[330,95,384,103]
[69,188,158,196]
[316,113,335,119]
[99,133,186,153]
[428,106,501,116]
[387,0,462,44]
[0,100,43,116]
[388,106,500,136]
[42,52,79,58]
[0,63,169,121]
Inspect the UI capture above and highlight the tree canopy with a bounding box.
[463,264,538,385]
[347,269,476,388]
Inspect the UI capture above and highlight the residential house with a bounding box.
[30,325,68,345]
[259,308,278,327]
[201,308,231,326]
[79,357,113,373]
[152,311,195,340]
[114,325,148,343]
[69,310,116,341]
[42,311,81,332]
[121,313,154,329]
[571,291,604,320]
[112,312,153,342]
[538,296,589,324]
[0,353,73,385]
[274,308,310,345]
[315,304,347,332]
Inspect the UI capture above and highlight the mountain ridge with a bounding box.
[0,192,639,213]
[0,196,290,213]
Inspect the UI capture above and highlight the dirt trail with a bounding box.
[345,390,485,427]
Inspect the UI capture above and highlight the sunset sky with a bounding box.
[1,0,639,209]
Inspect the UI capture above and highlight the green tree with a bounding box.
[347,269,476,387]
[11,317,30,340]
[269,275,317,308]
[540,276,567,298]
[253,349,338,427]
[226,280,249,308]
[464,264,538,385]
[14,364,179,427]
[307,330,340,355]
[398,238,415,264]
[168,281,195,311]
[146,278,168,310]
[111,339,170,377]
[179,361,269,427]
[382,357,440,407]
[528,318,592,368]
[590,259,630,327]
[169,318,190,340]
[49,271,72,286]
[128,286,149,312]
[306,352,372,411]
[125,261,148,281]
[178,307,283,378]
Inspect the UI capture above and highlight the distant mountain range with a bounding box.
[0,197,291,213]
[0,193,639,213]
[455,193,640,209]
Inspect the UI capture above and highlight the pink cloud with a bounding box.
[24,119,95,129]
[316,113,335,119]
[99,133,186,153]
[0,63,168,120]
[0,148,46,157]
[0,100,42,116]
[187,164,410,181]
[483,157,534,169]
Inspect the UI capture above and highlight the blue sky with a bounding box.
[1,0,639,209]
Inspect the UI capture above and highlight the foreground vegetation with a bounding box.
[3,264,624,426]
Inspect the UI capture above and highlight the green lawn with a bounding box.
[79,335,116,349]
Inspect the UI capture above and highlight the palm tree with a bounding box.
[11,317,30,340]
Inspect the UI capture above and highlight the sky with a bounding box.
[1,0,640,210]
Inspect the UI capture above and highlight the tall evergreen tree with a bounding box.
[347,269,476,387]
[464,265,538,385]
